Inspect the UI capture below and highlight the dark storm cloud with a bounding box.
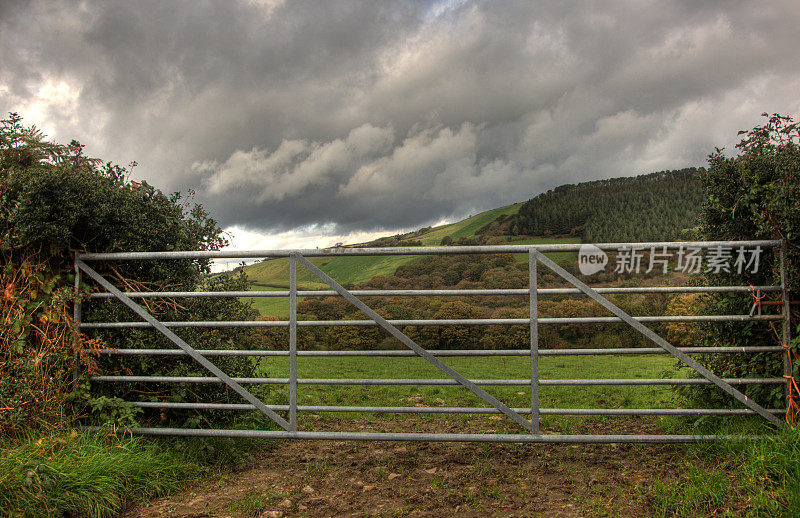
[2,0,800,236]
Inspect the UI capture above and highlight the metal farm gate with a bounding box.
[76,240,793,443]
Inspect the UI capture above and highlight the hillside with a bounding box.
[243,254,423,291]
[498,168,702,242]
[242,202,526,289]
[241,168,703,316]
[240,203,568,316]
[362,202,524,247]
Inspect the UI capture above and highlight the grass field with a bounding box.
[242,286,302,319]
[505,236,581,263]
[242,254,423,291]
[241,254,423,317]
[416,202,523,245]
[249,353,706,434]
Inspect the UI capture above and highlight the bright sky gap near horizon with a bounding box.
[2,0,800,265]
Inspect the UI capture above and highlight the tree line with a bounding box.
[495,168,703,242]
[250,253,673,354]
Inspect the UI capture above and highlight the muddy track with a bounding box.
[124,417,687,517]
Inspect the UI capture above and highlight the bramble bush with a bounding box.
[0,249,105,433]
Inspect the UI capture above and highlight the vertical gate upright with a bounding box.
[77,240,791,442]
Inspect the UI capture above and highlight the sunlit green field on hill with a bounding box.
[242,234,582,318]
[241,255,422,317]
[505,236,581,262]
[243,254,422,291]
[417,202,523,245]
[242,286,302,319]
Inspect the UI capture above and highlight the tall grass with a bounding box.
[652,426,800,516]
[0,430,199,517]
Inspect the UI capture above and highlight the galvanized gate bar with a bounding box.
[90,375,783,385]
[71,256,83,387]
[289,255,298,430]
[126,402,785,414]
[780,241,793,407]
[126,402,785,415]
[293,253,537,433]
[80,426,760,443]
[75,259,292,431]
[88,285,783,299]
[529,250,539,434]
[78,314,783,329]
[77,239,781,260]
[73,257,82,325]
[87,346,787,357]
[532,250,785,427]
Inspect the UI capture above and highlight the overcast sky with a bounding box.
[2,0,799,251]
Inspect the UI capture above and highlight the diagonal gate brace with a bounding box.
[77,259,292,431]
[294,253,537,433]
[532,249,783,427]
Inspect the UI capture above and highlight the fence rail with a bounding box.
[77,239,792,442]
[77,239,781,259]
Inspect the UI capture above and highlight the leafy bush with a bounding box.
[1,113,262,432]
[683,114,800,410]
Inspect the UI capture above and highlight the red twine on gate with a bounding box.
[756,284,799,426]
[769,321,800,427]
[749,284,764,316]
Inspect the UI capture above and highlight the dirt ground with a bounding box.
[123,417,688,517]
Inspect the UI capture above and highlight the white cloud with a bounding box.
[339,123,477,199]
[4,77,82,131]
[202,123,394,202]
